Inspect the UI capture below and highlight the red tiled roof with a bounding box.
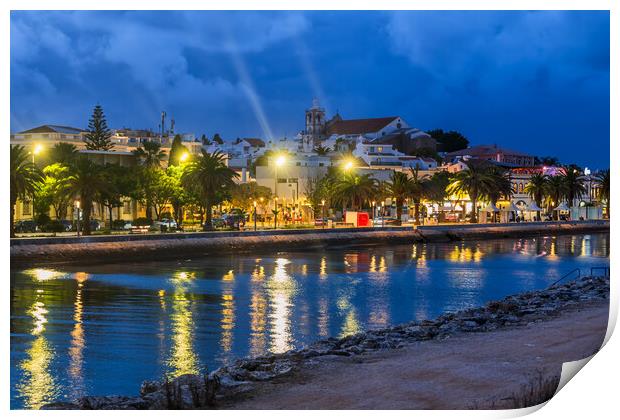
[243,138,265,147]
[327,117,399,136]
[446,144,533,158]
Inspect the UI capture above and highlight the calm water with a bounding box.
[10,233,610,409]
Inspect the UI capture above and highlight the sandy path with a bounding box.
[222,302,608,410]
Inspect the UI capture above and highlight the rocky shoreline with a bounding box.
[41,275,610,410]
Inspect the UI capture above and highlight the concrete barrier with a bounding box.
[10,220,609,267]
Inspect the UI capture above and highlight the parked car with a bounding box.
[14,220,38,233]
[90,220,101,231]
[152,219,178,230]
[211,217,226,228]
[372,217,401,226]
[225,214,246,229]
[60,220,72,231]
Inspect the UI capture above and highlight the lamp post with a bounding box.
[259,197,264,228]
[274,155,285,199]
[321,199,326,229]
[253,200,257,231]
[274,196,278,229]
[381,200,385,227]
[75,200,81,237]
[31,144,42,219]
[372,201,376,224]
[341,159,354,221]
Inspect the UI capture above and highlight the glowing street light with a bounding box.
[75,200,81,237]
[253,200,258,231]
[275,155,286,167]
[321,199,326,229]
[30,144,44,218]
[180,152,189,162]
[274,197,279,229]
[342,159,354,172]
[274,154,286,199]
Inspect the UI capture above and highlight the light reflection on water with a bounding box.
[10,233,610,409]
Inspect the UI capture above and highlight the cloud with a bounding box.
[385,11,609,93]
[10,11,310,134]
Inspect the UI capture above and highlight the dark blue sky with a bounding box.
[11,10,610,168]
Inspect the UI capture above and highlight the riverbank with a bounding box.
[11,220,609,267]
[42,275,609,410]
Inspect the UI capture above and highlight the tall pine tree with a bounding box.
[85,104,114,151]
[168,134,189,166]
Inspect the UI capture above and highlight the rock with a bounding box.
[41,401,81,410]
[40,275,609,410]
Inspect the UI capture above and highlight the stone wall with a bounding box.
[11,220,609,267]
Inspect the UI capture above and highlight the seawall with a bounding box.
[10,220,609,267]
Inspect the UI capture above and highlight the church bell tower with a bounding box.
[305,98,326,146]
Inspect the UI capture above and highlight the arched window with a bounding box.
[519,183,524,193]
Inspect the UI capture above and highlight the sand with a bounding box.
[221,301,609,410]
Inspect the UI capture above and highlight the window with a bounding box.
[319,163,324,167]
[296,162,301,166]
[519,183,524,193]
[22,200,31,216]
[377,147,383,153]
[397,123,402,129]
[123,201,131,214]
[512,182,518,192]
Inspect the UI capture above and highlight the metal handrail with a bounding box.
[590,266,610,277]
[551,268,581,286]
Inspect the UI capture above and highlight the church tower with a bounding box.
[305,98,326,146]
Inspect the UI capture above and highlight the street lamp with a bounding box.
[321,199,326,229]
[274,196,279,229]
[372,201,376,223]
[343,159,354,172]
[259,197,264,228]
[75,200,81,237]
[274,154,286,199]
[180,152,189,163]
[31,144,43,218]
[381,200,385,227]
[253,200,258,231]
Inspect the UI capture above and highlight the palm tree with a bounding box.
[524,173,548,220]
[425,171,450,222]
[10,145,43,237]
[181,150,238,230]
[563,167,587,208]
[594,169,610,218]
[133,141,167,219]
[335,173,378,211]
[133,140,167,168]
[386,171,411,224]
[409,165,430,224]
[49,142,79,165]
[62,157,110,235]
[544,175,569,220]
[484,166,514,222]
[446,160,494,223]
[313,145,332,156]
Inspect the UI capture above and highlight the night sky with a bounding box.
[10,10,610,169]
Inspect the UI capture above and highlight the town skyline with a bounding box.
[11,10,610,168]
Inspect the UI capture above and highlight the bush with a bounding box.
[36,213,51,226]
[42,220,66,233]
[112,219,128,230]
[133,217,152,227]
